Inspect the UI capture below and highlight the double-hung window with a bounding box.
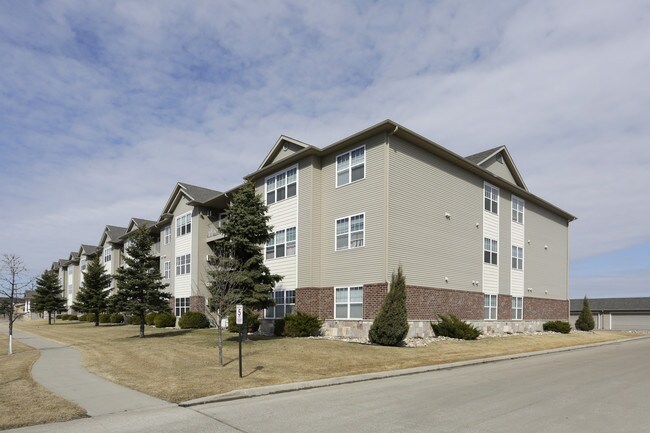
[484,184,499,214]
[163,261,170,279]
[335,286,363,319]
[266,167,297,205]
[512,297,523,320]
[264,290,296,319]
[484,294,497,320]
[176,254,190,275]
[176,213,191,237]
[175,297,190,317]
[484,238,498,265]
[336,213,364,250]
[266,227,297,260]
[336,146,365,187]
[512,246,524,270]
[163,226,171,244]
[512,196,524,224]
[103,247,111,263]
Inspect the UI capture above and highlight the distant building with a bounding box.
[570,298,650,331]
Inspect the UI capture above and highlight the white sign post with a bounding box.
[236,304,244,325]
[236,304,244,377]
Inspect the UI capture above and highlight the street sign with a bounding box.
[236,304,243,325]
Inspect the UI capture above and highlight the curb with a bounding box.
[180,335,650,407]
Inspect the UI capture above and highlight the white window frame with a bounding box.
[335,213,365,251]
[484,237,498,265]
[336,145,366,187]
[484,183,499,214]
[512,196,524,224]
[265,166,297,205]
[175,253,191,276]
[163,261,170,279]
[163,226,172,245]
[103,247,112,263]
[175,297,190,317]
[335,286,364,319]
[484,294,497,320]
[264,290,296,319]
[266,227,297,260]
[512,245,524,270]
[512,297,523,320]
[176,212,192,237]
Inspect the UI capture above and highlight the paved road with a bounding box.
[7,337,650,433]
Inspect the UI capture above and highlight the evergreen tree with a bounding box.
[113,225,170,338]
[72,255,112,326]
[368,266,409,346]
[32,269,66,325]
[215,181,281,311]
[575,295,595,331]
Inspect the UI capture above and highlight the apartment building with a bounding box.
[97,225,127,293]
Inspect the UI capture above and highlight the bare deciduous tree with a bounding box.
[1,254,33,355]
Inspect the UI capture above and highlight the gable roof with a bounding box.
[99,225,128,247]
[121,217,159,240]
[159,182,222,219]
[570,298,650,312]
[465,146,527,190]
[258,136,314,170]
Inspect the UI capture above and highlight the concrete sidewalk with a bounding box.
[3,324,175,417]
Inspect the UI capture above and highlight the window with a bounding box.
[266,167,297,205]
[512,246,524,270]
[336,213,364,250]
[176,254,191,275]
[163,226,171,245]
[163,261,170,279]
[484,238,498,265]
[512,196,524,224]
[335,286,363,319]
[175,297,190,317]
[264,290,296,319]
[336,146,365,187]
[176,213,191,237]
[266,227,297,260]
[484,184,499,214]
[484,294,497,320]
[103,247,111,263]
[512,297,523,320]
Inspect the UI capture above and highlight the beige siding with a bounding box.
[268,142,305,165]
[195,208,216,300]
[497,191,510,295]
[388,136,483,292]
[510,195,525,297]
[297,156,322,288]
[319,134,387,286]
[482,155,517,185]
[159,223,174,295]
[524,201,569,300]
[172,200,193,298]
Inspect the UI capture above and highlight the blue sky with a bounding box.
[1,1,649,299]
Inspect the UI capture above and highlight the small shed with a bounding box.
[570,298,650,331]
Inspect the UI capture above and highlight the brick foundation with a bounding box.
[295,287,334,318]
[190,296,206,313]
[406,286,484,320]
[498,295,512,320]
[524,296,569,320]
[363,283,388,319]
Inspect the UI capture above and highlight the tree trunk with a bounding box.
[48,311,52,325]
[8,319,13,355]
[139,313,145,338]
[217,325,223,367]
[95,311,100,327]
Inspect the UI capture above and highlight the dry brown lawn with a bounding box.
[0,333,86,430]
[16,320,641,404]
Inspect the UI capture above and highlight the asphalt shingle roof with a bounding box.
[570,297,650,312]
[179,182,222,204]
[465,146,503,165]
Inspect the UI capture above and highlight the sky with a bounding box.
[1,0,648,299]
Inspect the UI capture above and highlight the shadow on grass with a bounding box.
[126,330,194,339]
[243,366,264,378]
[225,334,284,342]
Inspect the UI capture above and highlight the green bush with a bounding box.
[154,312,176,328]
[178,311,209,329]
[543,320,571,334]
[369,266,409,346]
[575,296,595,331]
[283,312,323,337]
[99,314,111,324]
[77,313,90,322]
[128,314,141,325]
[431,314,481,340]
[273,318,285,336]
[145,312,158,326]
[56,314,63,320]
[110,313,124,324]
[68,314,79,321]
[228,308,260,333]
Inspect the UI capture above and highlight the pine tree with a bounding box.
[369,266,409,346]
[575,295,595,331]
[113,225,170,338]
[72,255,112,326]
[32,269,66,325]
[215,181,281,311]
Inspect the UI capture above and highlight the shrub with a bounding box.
[543,320,571,334]
[283,312,323,337]
[154,312,176,328]
[575,296,595,331]
[68,314,79,321]
[99,314,111,324]
[110,313,124,324]
[228,308,260,333]
[431,314,481,340]
[178,311,209,329]
[369,266,409,346]
[273,318,285,337]
[56,314,63,320]
[128,314,141,325]
[145,312,158,326]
